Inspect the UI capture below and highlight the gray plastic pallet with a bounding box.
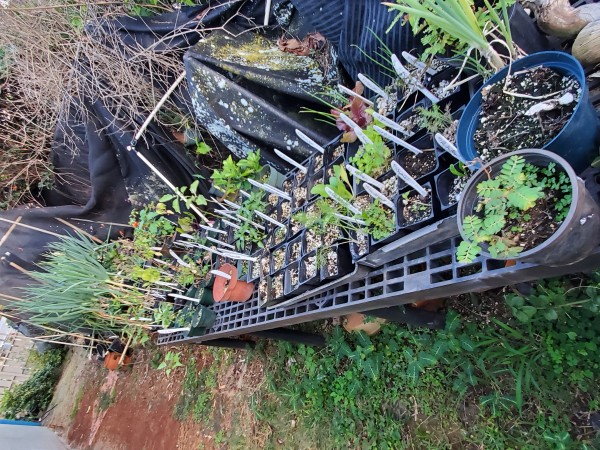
[158,239,600,345]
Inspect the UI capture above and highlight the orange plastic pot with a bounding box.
[104,351,131,371]
[213,263,255,302]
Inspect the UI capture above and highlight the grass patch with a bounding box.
[97,387,116,412]
[70,386,85,419]
[174,355,220,423]
[240,272,600,449]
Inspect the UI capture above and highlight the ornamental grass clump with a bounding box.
[19,232,150,338]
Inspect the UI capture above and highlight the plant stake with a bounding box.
[337,84,375,106]
[373,125,422,154]
[434,133,473,167]
[295,129,325,154]
[274,149,308,173]
[357,73,390,101]
[372,111,410,136]
[338,113,373,145]
[334,212,367,226]
[247,178,291,201]
[325,187,362,215]
[364,183,396,210]
[345,164,385,190]
[254,209,286,229]
[402,51,438,76]
[391,161,428,197]
[391,54,440,103]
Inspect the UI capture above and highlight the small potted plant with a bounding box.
[456,149,600,266]
[398,183,435,231]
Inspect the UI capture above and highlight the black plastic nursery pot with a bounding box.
[349,230,371,262]
[270,243,287,274]
[187,305,217,337]
[258,165,286,189]
[299,251,321,286]
[320,243,353,281]
[396,135,441,190]
[395,98,431,139]
[457,149,600,266]
[285,233,303,265]
[265,268,287,305]
[284,260,311,296]
[247,249,265,283]
[236,259,250,283]
[456,52,600,173]
[302,227,323,256]
[434,167,469,215]
[397,182,438,232]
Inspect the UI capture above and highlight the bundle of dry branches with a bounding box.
[0,0,205,208]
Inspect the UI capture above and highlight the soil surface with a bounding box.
[397,149,437,182]
[475,66,580,161]
[44,345,265,450]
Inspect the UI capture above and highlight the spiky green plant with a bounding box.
[19,232,149,337]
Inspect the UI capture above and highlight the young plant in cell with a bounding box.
[361,200,396,240]
[311,164,354,201]
[233,190,268,250]
[349,126,393,179]
[457,155,572,262]
[211,150,264,196]
[449,161,468,177]
[234,221,266,251]
[416,103,453,135]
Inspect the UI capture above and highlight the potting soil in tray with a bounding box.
[474,66,580,161]
[400,190,433,225]
[397,150,437,181]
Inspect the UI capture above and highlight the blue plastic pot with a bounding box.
[456,52,600,173]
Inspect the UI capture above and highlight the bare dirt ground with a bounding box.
[44,345,266,450]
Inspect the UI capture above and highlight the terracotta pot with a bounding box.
[213,263,255,302]
[104,351,131,371]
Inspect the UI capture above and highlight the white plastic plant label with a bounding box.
[275,149,308,173]
[391,161,428,197]
[295,129,325,154]
[345,164,385,190]
[364,183,396,210]
[373,125,422,155]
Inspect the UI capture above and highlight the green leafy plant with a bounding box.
[349,126,392,178]
[457,155,572,262]
[294,199,348,236]
[0,349,65,420]
[158,351,184,377]
[416,103,453,135]
[196,141,211,156]
[233,190,268,250]
[449,161,468,177]
[154,302,177,328]
[384,0,514,72]
[361,200,396,240]
[211,151,263,196]
[311,164,353,201]
[159,179,207,214]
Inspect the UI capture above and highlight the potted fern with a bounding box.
[456,149,600,266]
